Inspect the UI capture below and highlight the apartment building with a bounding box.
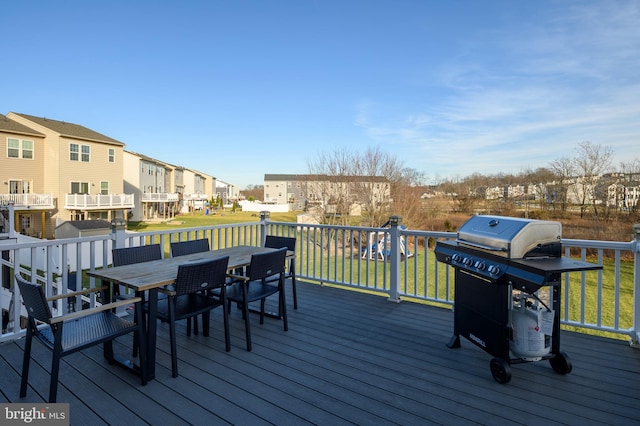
[264,174,390,214]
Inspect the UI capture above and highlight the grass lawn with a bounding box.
[127,210,298,231]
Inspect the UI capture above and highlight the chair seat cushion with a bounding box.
[154,293,223,321]
[226,280,280,303]
[38,312,137,352]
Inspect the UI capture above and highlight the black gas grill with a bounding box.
[435,215,601,383]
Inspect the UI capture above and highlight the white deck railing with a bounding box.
[1,215,638,347]
[64,194,135,209]
[0,193,54,208]
[141,193,180,202]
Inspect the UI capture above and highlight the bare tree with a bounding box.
[389,167,426,229]
[306,147,357,225]
[307,146,411,227]
[571,142,614,218]
[549,156,575,214]
[240,185,264,202]
[521,167,556,214]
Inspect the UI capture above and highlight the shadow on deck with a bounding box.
[1,281,639,425]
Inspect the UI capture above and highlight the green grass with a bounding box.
[127,210,298,231]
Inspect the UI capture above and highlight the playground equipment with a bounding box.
[361,222,413,261]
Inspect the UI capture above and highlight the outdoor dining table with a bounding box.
[87,245,288,381]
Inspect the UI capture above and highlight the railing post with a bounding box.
[387,215,402,303]
[632,224,640,348]
[260,211,270,246]
[111,218,127,249]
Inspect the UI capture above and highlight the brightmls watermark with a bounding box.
[1,404,69,425]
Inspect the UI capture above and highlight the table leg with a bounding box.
[144,288,158,381]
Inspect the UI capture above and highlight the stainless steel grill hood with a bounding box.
[456,215,562,259]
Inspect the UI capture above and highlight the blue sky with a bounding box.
[3,0,639,189]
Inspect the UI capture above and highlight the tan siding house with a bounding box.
[0,114,53,237]
[6,113,133,236]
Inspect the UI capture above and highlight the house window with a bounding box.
[9,180,31,194]
[7,138,33,159]
[70,144,90,161]
[70,182,89,194]
[70,144,79,161]
[100,181,109,195]
[22,140,33,159]
[108,148,115,162]
[81,145,90,162]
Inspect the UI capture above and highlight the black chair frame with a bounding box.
[226,248,288,351]
[16,275,147,403]
[264,235,298,310]
[170,238,210,257]
[151,256,230,377]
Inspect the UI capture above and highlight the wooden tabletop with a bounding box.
[87,245,284,292]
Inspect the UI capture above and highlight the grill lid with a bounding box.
[457,215,561,258]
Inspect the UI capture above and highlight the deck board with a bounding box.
[2,281,639,425]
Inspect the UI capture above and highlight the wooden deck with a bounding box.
[1,281,639,425]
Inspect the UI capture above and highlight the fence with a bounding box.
[1,214,638,346]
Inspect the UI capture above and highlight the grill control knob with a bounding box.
[475,261,486,271]
[463,257,473,266]
[487,265,500,275]
[452,254,461,262]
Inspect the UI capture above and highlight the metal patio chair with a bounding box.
[16,275,147,403]
[170,238,210,257]
[264,235,298,310]
[150,256,230,377]
[226,248,288,351]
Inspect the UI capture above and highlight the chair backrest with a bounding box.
[113,244,162,267]
[247,248,287,281]
[264,235,296,252]
[16,275,52,324]
[174,256,229,296]
[170,239,210,257]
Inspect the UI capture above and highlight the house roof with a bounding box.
[0,114,45,138]
[11,113,124,146]
[56,219,112,231]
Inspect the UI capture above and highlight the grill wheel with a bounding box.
[549,351,573,375]
[489,357,512,384]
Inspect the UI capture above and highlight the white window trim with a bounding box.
[7,138,34,159]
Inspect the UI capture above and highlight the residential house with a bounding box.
[215,179,239,205]
[4,113,134,238]
[180,168,213,212]
[1,114,54,238]
[607,181,640,211]
[123,150,180,221]
[124,151,217,219]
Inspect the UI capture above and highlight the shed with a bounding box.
[55,220,112,239]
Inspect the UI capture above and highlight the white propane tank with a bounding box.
[510,299,551,361]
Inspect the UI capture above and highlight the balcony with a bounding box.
[141,193,180,202]
[0,193,54,210]
[65,193,135,210]
[0,218,638,422]
[1,281,639,423]
[181,193,208,201]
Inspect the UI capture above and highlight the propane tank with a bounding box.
[510,297,551,361]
